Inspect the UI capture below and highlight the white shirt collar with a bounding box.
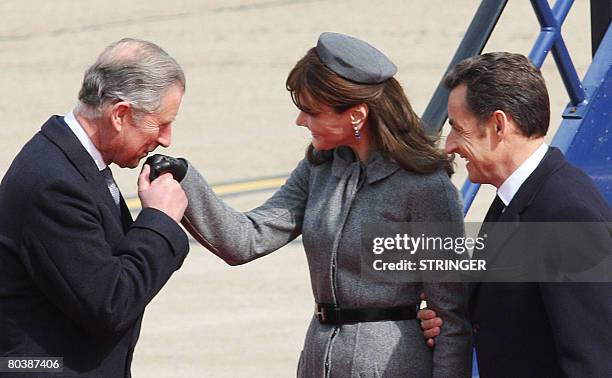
[497,142,549,206]
[64,111,107,171]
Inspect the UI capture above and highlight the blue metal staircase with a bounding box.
[422,0,612,212]
[554,24,612,204]
[420,1,612,376]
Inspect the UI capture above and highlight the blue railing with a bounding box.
[420,1,612,376]
[460,0,588,214]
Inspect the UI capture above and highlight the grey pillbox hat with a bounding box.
[316,32,397,84]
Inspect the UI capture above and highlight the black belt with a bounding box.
[315,303,417,325]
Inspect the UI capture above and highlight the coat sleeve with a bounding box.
[417,172,473,378]
[181,158,310,265]
[538,201,612,376]
[539,282,612,376]
[20,179,189,337]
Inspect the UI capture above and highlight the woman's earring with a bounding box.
[352,120,361,141]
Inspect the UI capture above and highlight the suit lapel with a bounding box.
[481,148,567,267]
[502,147,566,217]
[40,116,123,220]
[470,148,567,297]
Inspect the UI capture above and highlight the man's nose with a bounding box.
[157,125,172,148]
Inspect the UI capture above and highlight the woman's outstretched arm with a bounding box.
[180,159,311,265]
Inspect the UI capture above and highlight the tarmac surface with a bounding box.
[0,1,593,376]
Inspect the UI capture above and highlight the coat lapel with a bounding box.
[40,116,122,220]
[330,146,400,184]
[483,148,567,267]
[501,147,566,218]
[470,148,567,296]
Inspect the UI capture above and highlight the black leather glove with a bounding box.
[145,154,188,182]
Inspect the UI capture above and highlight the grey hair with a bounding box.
[76,38,185,119]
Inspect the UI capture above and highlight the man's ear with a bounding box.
[109,101,131,132]
[490,110,510,140]
[349,104,369,129]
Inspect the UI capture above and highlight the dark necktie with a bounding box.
[477,195,506,242]
[484,195,506,223]
[471,195,507,286]
[101,167,121,207]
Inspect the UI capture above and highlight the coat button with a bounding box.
[472,323,480,334]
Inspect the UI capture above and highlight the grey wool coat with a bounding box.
[181,147,472,378]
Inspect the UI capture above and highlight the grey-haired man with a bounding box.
[0,38,189,377]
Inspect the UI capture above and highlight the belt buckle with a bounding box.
[315,303,328,323]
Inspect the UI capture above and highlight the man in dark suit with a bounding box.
[418,52,612,377]
[0,38,190,377]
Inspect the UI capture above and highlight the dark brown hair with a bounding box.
[286,48,453,175]
[443,52,550,137]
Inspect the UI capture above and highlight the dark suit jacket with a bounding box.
[471,147,612,378]
[0,116,189,377]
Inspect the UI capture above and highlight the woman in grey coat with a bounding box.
[147,32,471,377]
